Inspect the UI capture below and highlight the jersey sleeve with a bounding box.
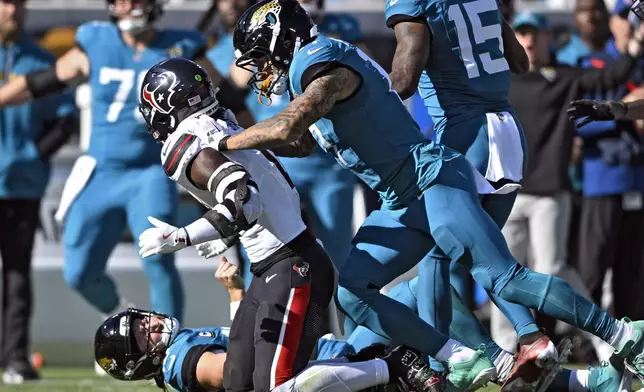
[385,0,428,28]
[76,22,114,56]
[289,39,344,96]
[160,126,206,181]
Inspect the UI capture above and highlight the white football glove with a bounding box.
[196,239,231,259]
[138,216,188,258]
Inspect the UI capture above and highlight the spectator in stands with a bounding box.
[558,0,611,66]
[489,11,641,356]
[575,0,644,321]
[0,0,77,383]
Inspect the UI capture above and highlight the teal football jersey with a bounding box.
[76,22,206,168]
[289,35,458,209]
[163,327,229,392]
[385,0,512,132]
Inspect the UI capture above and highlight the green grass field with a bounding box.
[0,367,505,392]
[2,366,640,391]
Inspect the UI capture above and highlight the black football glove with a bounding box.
[568,99,628,128]
[345,343,389,362]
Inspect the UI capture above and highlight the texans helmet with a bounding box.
[633,0,644,21]
[106,0,164,34]
[233,0,318,98]
[94,308,179,386]
[139,57,219,143]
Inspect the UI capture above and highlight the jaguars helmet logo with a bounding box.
[249,0,282,32]
[142,71,178,115]
[167,46,183,58]
[97,357,117,373]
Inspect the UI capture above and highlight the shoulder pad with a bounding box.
[76,22,117,53]
[161,127,203,180]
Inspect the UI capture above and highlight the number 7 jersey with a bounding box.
[76,22,206,168]
[385,0,512,132]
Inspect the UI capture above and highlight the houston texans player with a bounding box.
[135,57,442,392]
[0,0,214,342]
[207,0,644,389]
[383,0,560,388]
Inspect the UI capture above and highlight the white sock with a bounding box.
[272,358,389,392]
[493,350,516,382]
[608,320,638,352]
[568,369,590,392]
[435,338,476,363]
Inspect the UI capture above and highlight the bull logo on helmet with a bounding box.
[142,71,178,115]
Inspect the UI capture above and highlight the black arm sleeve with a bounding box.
[386,14,429,29]
[577,53,637,93]
[217,77,250,115]
[36,115,79,161]
[25,68,69,99]
[180,344,225,392]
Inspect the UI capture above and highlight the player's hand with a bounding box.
[215,257,245,291]
[196,239,231,259]
[568,99,627,127]
[221,109,240,126]
[138,216,188,258]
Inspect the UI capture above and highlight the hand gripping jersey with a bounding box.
[385,0,513,132]
[162,327,229,392]
[160,113,306,262]
[288,35,459,209]
[76,22,206,168]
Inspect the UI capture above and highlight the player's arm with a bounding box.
[501,19,529,74]
[138,143,262,258]
[214,258,245,320]
[218,67,360,152]
[388,20,431,101]
[195,351,227,389]
[0,47,89,107]
[270,131,318,157]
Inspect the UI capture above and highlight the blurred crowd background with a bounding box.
[3,0,644,373]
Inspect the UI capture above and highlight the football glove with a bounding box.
[196,239,231,259]
[138,216,188,258]
[568,99,628,128]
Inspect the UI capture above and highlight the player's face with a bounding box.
[0,0,25,37]
[132,314,167,352]
[111,0,147,20]
[217,0,247,29]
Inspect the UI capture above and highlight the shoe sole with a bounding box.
[534,338,573,392]
[463,366,498,392]
[502,338,572,392]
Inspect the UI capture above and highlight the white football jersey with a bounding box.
[160,113,306,263]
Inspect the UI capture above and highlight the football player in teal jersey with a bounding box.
[208,1,644,390]
[384,0,553,388]
[0,0,215,348]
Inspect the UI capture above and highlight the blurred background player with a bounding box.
[0,0,213,373]
[0,0,77,383]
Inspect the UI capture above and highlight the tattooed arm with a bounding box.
[389,20,431,101]
[219,67,360,152]
[270,132,318,158]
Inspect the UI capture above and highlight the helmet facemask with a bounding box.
[233,0,318,105]
[107,0,164,35]
[95,308,180,383]
[633,0,644,21]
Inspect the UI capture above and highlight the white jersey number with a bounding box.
[99,67,147,123]
[447,0,509,79]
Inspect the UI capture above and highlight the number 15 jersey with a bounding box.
[385,0,512,132]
